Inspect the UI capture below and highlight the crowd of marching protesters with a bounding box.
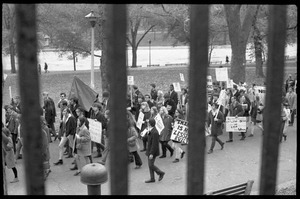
[2,73,297,184]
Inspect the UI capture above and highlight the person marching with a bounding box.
[145,118,165,183]
[226,96,244,142]
[72,116,92,176]
[171,108,186,163]
[53,108,76,165]
[207,103,225,154]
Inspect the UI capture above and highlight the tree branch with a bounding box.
[136,25,156,47]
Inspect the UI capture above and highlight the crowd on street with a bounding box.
[2,72,297,185]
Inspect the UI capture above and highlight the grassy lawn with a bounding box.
[2,62,297,110]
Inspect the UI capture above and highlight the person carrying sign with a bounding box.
[171,109,186,162]
[226,96,244,143]
[158,106,174,158]
[207,103,225,154]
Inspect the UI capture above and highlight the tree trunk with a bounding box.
[254,35,265,78]
[230,43,246,83]
[72,50,76,71]
[132,45,137,67]
[224,5,259,83]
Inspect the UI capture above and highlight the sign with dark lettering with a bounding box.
[226,117,246,132]
[170,119,189,144]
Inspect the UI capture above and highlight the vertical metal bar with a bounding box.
[106,4,128,195]
[259,5,287,195]
[187,5,209,195]
[15,4,45,195]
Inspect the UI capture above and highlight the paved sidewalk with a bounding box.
[5,123,296,195]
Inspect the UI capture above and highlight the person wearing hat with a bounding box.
[145,118,165,183]
[150,83,158,102]
[207,103,225,154]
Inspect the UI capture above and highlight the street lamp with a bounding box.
[148,40,151,67]
[85,10,97,89]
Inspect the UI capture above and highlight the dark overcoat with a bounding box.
[207,110,224,137]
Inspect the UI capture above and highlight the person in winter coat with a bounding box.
[248,95,260,137]
[6,105,18,153]
[280,103,289,143]
[53,108,76,165]
[40,116,51,179]
[72,116,92,176]
[158,106,174,158]
[127,111,143,169]
[239,95,251,139]
[226,96,244,142]
[145,118,165,183]
[285,86,297,126]
[2,125,19,183]
[139,102,151,152]
[207,103,225,154]
[43,92,57,141]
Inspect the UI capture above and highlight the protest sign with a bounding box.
[227,79,233,88]
[140,127,149,137]
[136,112,144,130]
[9,86,12,99]
[216,89,226,107]
[173,82,181,92]
[215,68,228,81]
[87,118,102,144]
[255,86,266,105]
[127,76,134,85]
[154,114,164,135]
[226,117,247,132]
[170,119,189,144]
[180,73,185,82]
[207,76,213,90]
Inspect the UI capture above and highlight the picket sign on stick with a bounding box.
[87,119,102,144]
[173,82,181,92]
[136,111,144,130]
[215,68,228,81]
[180,73,185,82]
[154,114,164,135]
[9,86,12,99]
[170,119,189,144]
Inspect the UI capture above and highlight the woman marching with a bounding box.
[207,103,225,154]
[72,116,92,176]
[158,106,174,158]
[127,111,143,169]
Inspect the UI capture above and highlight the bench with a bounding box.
[205,180,254,195]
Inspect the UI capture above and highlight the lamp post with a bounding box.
[85,10,97,89]
[148,40,151,67]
